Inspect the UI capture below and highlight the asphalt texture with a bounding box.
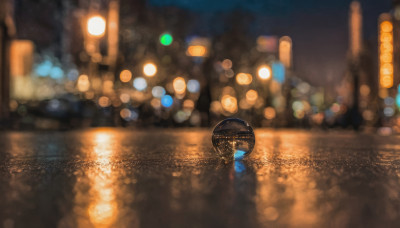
[1,128,400,228]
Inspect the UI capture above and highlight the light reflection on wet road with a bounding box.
[1,128,400,227]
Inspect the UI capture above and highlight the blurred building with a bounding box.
[0,0,15,121]
[338,1,378,129]
[374,0,400,130]
[350,1,362,60]
[6,0,316,129]
[353,0,378,128]
[10,40,34,99]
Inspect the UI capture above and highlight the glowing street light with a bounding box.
[257,65,271,80]
[87,16,106,37]
[143,63,157,77]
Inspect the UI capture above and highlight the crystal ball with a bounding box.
[212,118,255,161]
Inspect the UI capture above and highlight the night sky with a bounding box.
[150,0,392,87]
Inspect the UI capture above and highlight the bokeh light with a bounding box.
[381,21,393,33]
[257,65,271,80]
[119,70,132,82]
[239,99,251,110]
[360,85,370,96]
[173,77,186,94]
[183,99,195,111]
[210,101,222,114]
[120,108,138,121]
[222,59,233,70]
[35,60,52,77]
[246,90,258,104]
[174,110,189,123]
[380,19,393,89]
[236,73,252,85]
[119,93,130,103]
[160,33,173,46]
[9,100,18,112]
[120,108,131,119]
[152,86,166,98]
[221,95,238,114]
[133,77,147,91]
[272,62,285,83]
[151,98,161,108]
[161,95,173,108]
[225,69,234,78]
[77,74,90,92]
[187,79,200,93]
[8,3,383,131]
[143,63,157,77]
[279,36,292,68]
[102,80,114,94]
[264,107,276,120]
[222,86,236,96]
[98,96,110,107]
[187,45,207,57]
[87,16,106,37]
[49,67,63,79]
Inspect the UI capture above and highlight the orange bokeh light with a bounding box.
[236,73,252,85]
[187,45,207,57]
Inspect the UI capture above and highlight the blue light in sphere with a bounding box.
[161,95,173,108]
[133,77,147,91]
[234,160,246,174]
[234,149,246,160]
[187,79,200,93]
[272,62,285,84]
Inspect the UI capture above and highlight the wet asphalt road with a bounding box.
[1,128,400,228]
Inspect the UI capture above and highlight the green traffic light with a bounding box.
[160,33,173,46]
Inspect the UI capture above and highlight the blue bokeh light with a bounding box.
[50,67,64,79]
[67,69,79,81]
[35,60,53,77]
[161,95,173,108]
[187,79,200,93]
[396,94,400,108]
[272,62,285,84]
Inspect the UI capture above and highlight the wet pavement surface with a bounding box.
[1,128,400,228]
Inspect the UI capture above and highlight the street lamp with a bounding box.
[84,15,106,96]
[87,16,106,37]
[257,65,271,80]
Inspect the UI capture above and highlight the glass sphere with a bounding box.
[212,118,255,161]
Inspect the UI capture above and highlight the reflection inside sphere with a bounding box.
[212,118,255,161]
